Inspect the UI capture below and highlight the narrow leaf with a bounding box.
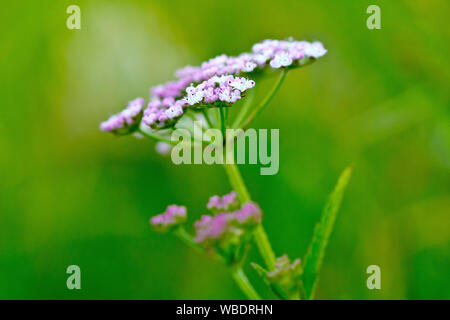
[302,166,353,299]
[250,262,269,283]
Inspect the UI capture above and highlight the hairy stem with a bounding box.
[223,161,276,270]
[231,268,262,300]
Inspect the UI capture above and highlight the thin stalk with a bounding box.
[176,225,259,300]
[231,268,262,300]
[138,127,176,145]
[201,109,214,129]
[253,226,276,271]
[174,227,203,254]
[174,123,205,145]
[241,69,287,129]
[223,160,276,270]
[219,107,226,142]
[186,111,205,131]
[232,88,256,129]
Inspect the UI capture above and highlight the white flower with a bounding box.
[304,42,327,58]
[165,105,183,119]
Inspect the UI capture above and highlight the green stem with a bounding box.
[241,69,287,129]
[232,87,256,129]
[174,227,202,252]
[138,127,176,145]
[223,161,276,270]
[186,111,206,132]
[253,225,276,271]
[201,109,214,129]
[174,123,205,145]
[175,227,226,264]
[223,162,251,202]
[176,226,259,299]
[231,268,262,300]
[219,107,226,142]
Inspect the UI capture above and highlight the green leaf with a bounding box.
[302,166,353,299]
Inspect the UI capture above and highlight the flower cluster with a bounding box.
[185,75,255,105]
[150,204,187,232]
[151,54,257,100]
[142,97,186,128]
[151,40,327,99]
[100,98,144,133]
[151,39,326,100]
[101,39,326,135]
[252,39,327,68]
[142,75,255,128]
[149,191,262,265]
[207,191,239,212]
[194,202,262,243]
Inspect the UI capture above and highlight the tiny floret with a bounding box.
[232,202,262,225]
[150,205,187,232]
[207,191,239,212]
[100,98,144,134]
[194,213,229,243]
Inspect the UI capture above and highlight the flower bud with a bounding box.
[206,191,239,213]
[267,255,302,296]
[150,205,187,232]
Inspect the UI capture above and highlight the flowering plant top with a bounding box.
[100,39,326,135]
[100,38,352,300]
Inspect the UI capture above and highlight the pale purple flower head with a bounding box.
[142,98,186,128]
[207,191,239,212]
[101,38,326,134]
[148,52,259,103]
[100,98,144,133]
[232,202,262,225]
[185,75,255,106]
[252,39,327,69]
[304,41,327,59]
[194,213,229,243]
[157,39,326,100]
[153,38,325,101]
[194,191,262,244]
[150,204,187,232]
[142,75,255,128]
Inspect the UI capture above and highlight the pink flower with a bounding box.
[100,98,144,133]
[233,202,262,224]
[207,191,239,212]
[194,214,229,242]
[194,191,262,244]
[150,205,187,232]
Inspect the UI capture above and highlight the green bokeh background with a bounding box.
[1,0,449,299]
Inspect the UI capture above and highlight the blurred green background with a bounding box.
[1,0,449,299]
